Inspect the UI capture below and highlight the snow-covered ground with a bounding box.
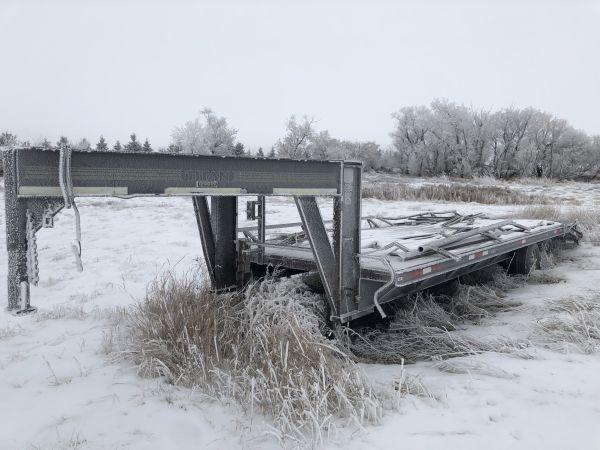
[1,180,600,449]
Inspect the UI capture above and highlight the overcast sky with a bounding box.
[1,0,598,150]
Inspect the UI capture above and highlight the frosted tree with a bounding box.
[142,138,153,153]
[0,132,18,147]
[257,147,265,157]
[531,113,567,178]
[56,136,70,147]
[233,142,245,156]
[490,108,533,179]
[125,133,142,152]
[275,116,315,159]
[113,140,122,152]
[171,108,238,155]
[391,106,435,175]
[74,138,92,150]
[167,143,181,153]
[307,130,337,160]
[95,136,108,151]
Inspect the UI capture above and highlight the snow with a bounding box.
[1,181,600,449]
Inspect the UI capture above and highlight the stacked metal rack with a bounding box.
[239,211,581,321]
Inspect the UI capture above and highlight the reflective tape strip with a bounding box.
[470,249,490,260]
[19,186,128,196]
[272,188,338,195]
[408,269,422,279]
[164,187,245,195]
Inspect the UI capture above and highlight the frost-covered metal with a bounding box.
[3,147,581,322]
[3,147,361,318]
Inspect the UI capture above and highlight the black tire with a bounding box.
[301,271,325,294]
[507,244,540,275]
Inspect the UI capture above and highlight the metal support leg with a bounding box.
[210,196,237,290]
[192,196,216,284]
[295,196,339,316]
[295,163,362,322]
[333,162,362,320]
[257,195,265,264]
[3,149,34,313]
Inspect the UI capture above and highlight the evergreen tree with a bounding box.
[142,138,153,153]
[56,136,69,147]
[268,146,276,158]
[113,140,122,152]
[124,133,142,152]
[257,147,265,157]
[233,142,245,156]
[41,138,52,149]
[96,136,108,151]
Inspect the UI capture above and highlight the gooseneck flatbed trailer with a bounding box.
[3,148,581,322]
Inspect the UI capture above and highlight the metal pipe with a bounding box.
[417,220,513,253]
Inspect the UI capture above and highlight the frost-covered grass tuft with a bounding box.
[0,324,22,341]
[35,304,88,321]
[515,206,600,246]
[435,357,517,379]
[118,274,382,447]
[533,293,600,354]
[362,182,553,205]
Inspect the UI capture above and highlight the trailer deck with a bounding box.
[239,212,580,321]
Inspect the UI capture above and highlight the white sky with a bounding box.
[1,0,598,150]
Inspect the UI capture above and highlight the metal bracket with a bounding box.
[246,200,259,220]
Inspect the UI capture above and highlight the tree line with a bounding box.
[2,100,599,180]
[389,100,600,180]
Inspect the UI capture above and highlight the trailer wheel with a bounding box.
[301,271,325,294]
[507,244,540,275]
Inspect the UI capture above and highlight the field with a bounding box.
[1,176,600,449]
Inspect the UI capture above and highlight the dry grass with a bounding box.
[435,357,517,379]
[34,304,87,321]
[532,293,600,354]
[350,274,529,365]
[362,182,552,205]
[514,205,600,246]
[118,274,382,447]
[526,272,565,285]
